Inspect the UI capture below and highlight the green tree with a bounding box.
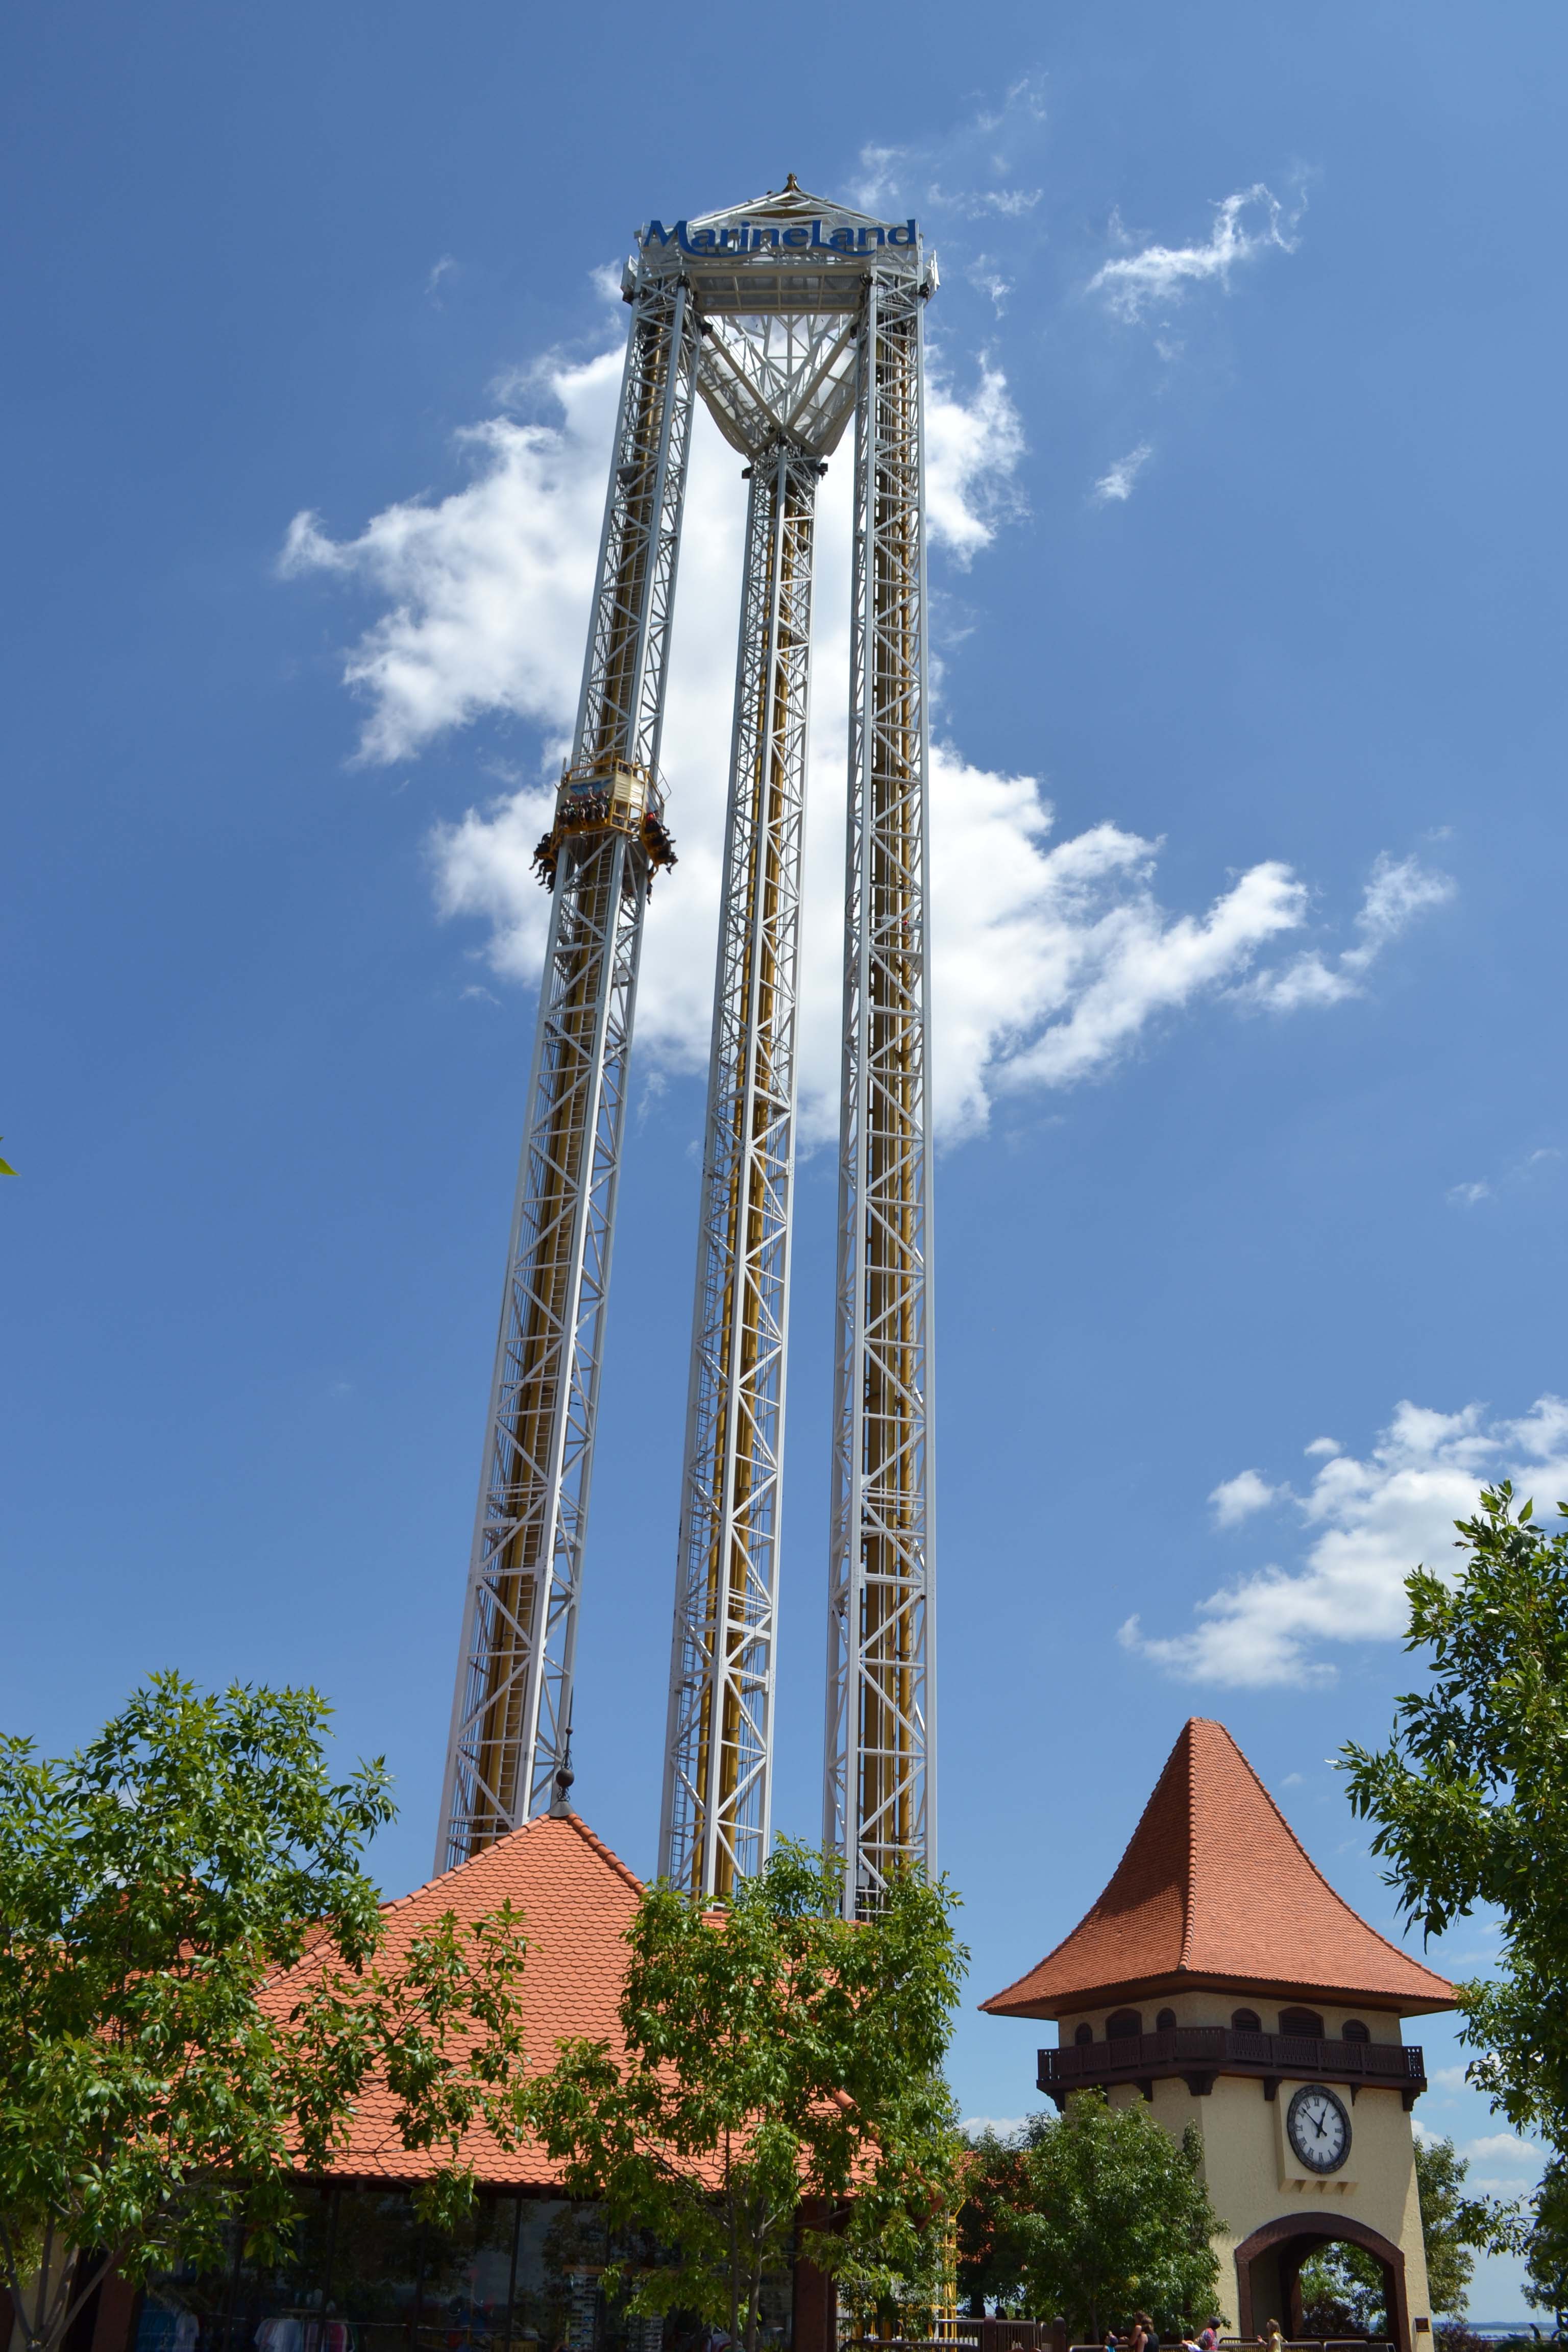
[1296,2241,1385,2337]
[1412,2135,1521,2316]
[529,1842,966,2352]
[0,1675,530,2352]
[955,2128,1033,2314]
[1522,2161,1568,2332]
[959,2095,1223,2339]
[1341,1483,1568,2158]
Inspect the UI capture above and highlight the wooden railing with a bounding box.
[1038,2030,1426,2109]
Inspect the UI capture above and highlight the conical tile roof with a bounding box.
[981,1718,1453,2019]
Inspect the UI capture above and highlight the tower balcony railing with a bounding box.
[1038,2026,1427,2110]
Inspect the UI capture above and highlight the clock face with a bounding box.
[1287,2084,1351,2173]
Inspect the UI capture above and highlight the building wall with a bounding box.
[1055,1994,1431,2343]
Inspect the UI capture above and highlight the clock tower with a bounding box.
[982,1720,1454,2347]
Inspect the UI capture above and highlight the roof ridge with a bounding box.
[558,1810,646,1897]
[1210,1721,1444,1981]
[1177,1719,1199,1973]
[371,1811,553,1920]
[978,1730,1189,2011]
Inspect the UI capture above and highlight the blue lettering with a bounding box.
[829,226,856,252]
[688,228,718,252]
[643,219,683,248]
[887,218,917,247]
[859,225,886,249]
[782,225,810,248]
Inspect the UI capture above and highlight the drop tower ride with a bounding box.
[438,180,937,1919]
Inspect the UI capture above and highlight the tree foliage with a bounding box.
[1296,2240,1386,2338]
[0,1676,530,2352]
[958,2095,1223,2338]
[1411,2135,1521,2317]
[1342,1484,1568,2157]
[529,1842,966,2352]
[1521,2160,1568,2331]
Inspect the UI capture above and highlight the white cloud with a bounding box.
[930,184,1043,219]
[426,255,456,302]
[1464,2133,1543,2169]
[965,257,1013,314]
[1245,853,1453,1010]
[961,2114,1030,2140]
[1124,1394,1568,1686]
[1429,2065,1472,2092]
[279,353,626,766]
[923,358,1026,562]
[283,341,1447,1143]
[1449,1145,1562,1210]
[849,80,1048,217]
[1304,1436,1341,1458]
[1210,1469,1280,1528]
[1092,443,1153,503]
[1090,184,1301,323]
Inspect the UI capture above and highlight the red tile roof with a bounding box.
[981,1718,1453,2020]
[269,1811,645,2185]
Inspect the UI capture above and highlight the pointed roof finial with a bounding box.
[784,172,800,192]
[548,1717,576,1819]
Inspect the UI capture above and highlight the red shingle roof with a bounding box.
[981,1718,1453,2020]
[270,1810,644,2185]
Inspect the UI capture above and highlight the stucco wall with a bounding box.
[1054,1993,1431,2342]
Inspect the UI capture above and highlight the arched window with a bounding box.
[1156,2007,1177,2031]
[1107,2008,1142,2041]
[1074,2023,1093,2046]
[1231,2007,1262,2032]
[1341,2019,1370,2043]
[1280,2007,1325,2039]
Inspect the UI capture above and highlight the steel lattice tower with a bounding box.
[437,273,696,1868]
[824,266,935,1916]
[441,181,937,1908]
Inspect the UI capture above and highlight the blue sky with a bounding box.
[4,1,1565,2310]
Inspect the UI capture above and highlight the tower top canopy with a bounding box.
[981,1718,1455,2020]
[631,184,932,464]
[636,181,927,311]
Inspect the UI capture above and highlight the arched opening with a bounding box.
[1107,2008,1142,2040]
[1074,2023,1093,2046]
[1233,2215,1408,2350]
[1342,2019,1370,2043]
[1156,2007,1177,2031]
[1232,2007,1262,2032]
[1280,2006,1326,2038]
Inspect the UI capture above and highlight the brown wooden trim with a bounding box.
[1233,2214,1410,2352]
[1038,2029,1425,2111]
[987,1973,1452,2023]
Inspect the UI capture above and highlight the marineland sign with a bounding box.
[642,216,918,255]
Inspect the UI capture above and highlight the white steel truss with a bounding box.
[660,440,820,1899]
[824,267,936,1918]
[438,272,697,1870]
[438,177,938,1899]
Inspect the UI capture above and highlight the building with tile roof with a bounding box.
[84,1812,833,2352]
[266,1809,645,2188]
[982,1720,1455,2349]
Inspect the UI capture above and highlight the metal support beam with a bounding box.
[660,441,818,1900]
[825,271,936,1917]
[438,274,697,1871]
